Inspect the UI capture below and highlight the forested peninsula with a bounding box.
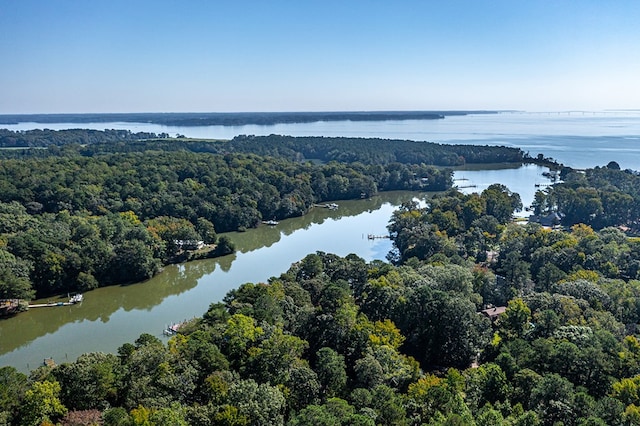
[0,130,521,301]
[0,130,522,168]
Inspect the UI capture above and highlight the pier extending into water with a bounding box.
[29,301,76,308]
[28,294,83,309]
[366,234,390,240]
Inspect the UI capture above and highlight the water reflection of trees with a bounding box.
[0,258,222,354]
[0,191,426,357]
[228,191,425,254]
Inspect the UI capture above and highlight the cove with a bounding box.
[0,164,548,372]
[0,191,420,372]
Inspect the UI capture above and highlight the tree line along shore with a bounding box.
[0,110,499,127]
[0,130,525,302]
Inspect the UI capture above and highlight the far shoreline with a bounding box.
[0,110,500,127]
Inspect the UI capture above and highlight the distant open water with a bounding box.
[4,111,640,170]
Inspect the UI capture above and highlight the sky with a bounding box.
[1,1,639,113]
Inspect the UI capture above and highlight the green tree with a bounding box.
[370,385,407,426]
[400,286,491,368]
[0,367,28,424]
[53,352,119,410]
[227,379,286,426]
[18,380,67,426]
[315,347,347,398]
[288,404,341,426]
[482,184,522,223]
[103,407,132,426]
[196,217,217,244]
[246,327,308,384]
[215,236,236,256]
[0,265,34,300]
[499,298,532,339]
[530,373,575,426]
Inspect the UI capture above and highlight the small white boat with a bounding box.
[69,294,83,304]
[262,219,279,226]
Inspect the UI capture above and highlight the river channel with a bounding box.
[0,164,548,372]
[0,191,417,371]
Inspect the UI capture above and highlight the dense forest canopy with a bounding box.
[0,132,525,300]
[0,129,165,148]
[3,178,640,425]
[0,148,449,300]
[0,129,526,169]
[533,164,640,230]
[3,127,640,424]
[224,135,524,166]
[73,134,524,167]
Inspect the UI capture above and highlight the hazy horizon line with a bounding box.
[3,109,640,116]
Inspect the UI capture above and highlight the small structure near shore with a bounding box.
[480,306,507,322]
[528,212,562,227]
[0,299,27,315]
[164,321,186,336]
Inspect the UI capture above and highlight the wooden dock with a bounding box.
[367,234,390,240]
[29,301,76,308]
[28,294,83,309]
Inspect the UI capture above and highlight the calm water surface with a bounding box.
[0,192,423,371]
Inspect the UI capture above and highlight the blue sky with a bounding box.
[1,1,639,113]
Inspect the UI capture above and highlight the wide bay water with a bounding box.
[1,112,638,371]
[5,111,640,170]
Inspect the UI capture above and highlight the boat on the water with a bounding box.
[69,294,83,304]
[164,322,185,335]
